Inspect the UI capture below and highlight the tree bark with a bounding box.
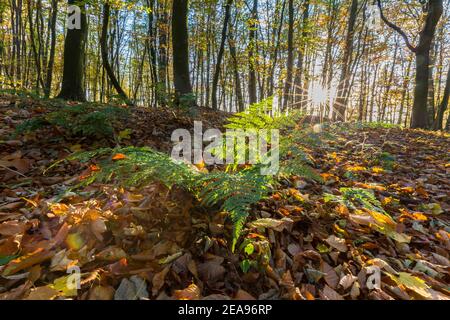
[434,64,450,130]
[228,26,245,112]
[57,0,87,101]
[282,0,294,111]
[332,0,358,121]
[44,0,57,98]
[172,0,194,104]
[248,0,258,105]
[212,0,233,110]
[377,0,443,129]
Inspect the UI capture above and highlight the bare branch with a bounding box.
[376,0,417,53]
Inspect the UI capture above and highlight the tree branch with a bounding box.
[376,0,417,53]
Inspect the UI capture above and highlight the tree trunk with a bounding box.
[26,0,45,92]
[434,64,450,130]
[44,0,57,98]
[212,0,233,110]
[248,0,258,105]
[228,26,245,112]
[57,0,87,101]
[282,0,294,111]
[172,0,194,103]
[377,0,443,129]
[100,2,130,104]
[293,0,310,107]
[332,0,358,121]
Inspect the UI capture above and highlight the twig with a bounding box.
[0,165,28,178]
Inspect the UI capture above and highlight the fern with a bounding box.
[54,100,329,250]
[324,187,389,216]
[68,147,198,189]
[225,97,277,130]
[61,147,275,252]
[15,102,128,139]
[196,167,274,251]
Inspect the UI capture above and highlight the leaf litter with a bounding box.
[0,94,449,300]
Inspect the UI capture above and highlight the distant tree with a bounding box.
[333,0,358,121]
[434,64,450,130]
[100,1,131,105]
[212,0,233,110]
[282,0,294,111]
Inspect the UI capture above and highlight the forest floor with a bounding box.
[0,93,449,300]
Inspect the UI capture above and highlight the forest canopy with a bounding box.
[0,0,449,303]
[0,0,449,129]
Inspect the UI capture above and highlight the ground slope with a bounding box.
[0,94,449,300]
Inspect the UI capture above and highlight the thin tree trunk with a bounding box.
[212,0,233,110]
[228,26,245,112]
[100,2,130,104]
[333,0,358,121]
[44,0,57,98]
[282,0,294,111]
[434,63,450,130]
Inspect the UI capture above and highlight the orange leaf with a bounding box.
[90,164,101,172]
[112,153,127,161]
[173,283,201,300]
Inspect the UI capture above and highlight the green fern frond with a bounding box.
[197,168,274,251]
[15,102,128,139]
[324,187,389,216]
[69,146,198,189]
[225,97,276,130]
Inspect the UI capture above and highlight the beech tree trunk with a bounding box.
[378,0,443,129]
[248,0,258,105]
[57,0,88,101]
[172,0,194,104]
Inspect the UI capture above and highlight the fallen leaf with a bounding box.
[321,285,344,300]
[249,218,293,232]
[89,285,115,300]
[173,283,201,300]
[152,267,170,296]
[25,286,59,300]
[325,235,348,253]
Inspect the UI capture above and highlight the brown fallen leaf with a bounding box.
[321,284,344,300]
[152,267,170,296]
[89,285,115,300]
[173,283,201,300]
[96,246,127,261]
[0,220,28,236]
[24,286,59,300]
[198,258,225,284]
[325,235,348,253]
[321,262,339,289]
[234,289,256,300]
[339,274,357,291]
[249,218,294,232]
[2,249,54,276]
[0,235,21,256]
